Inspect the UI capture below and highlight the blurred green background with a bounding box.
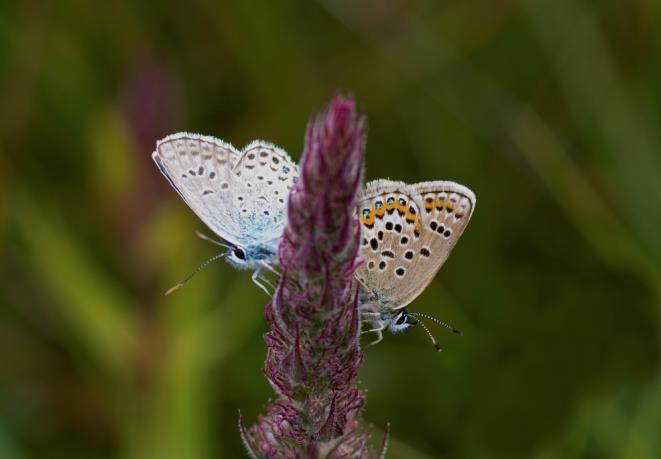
[1,1,660,458]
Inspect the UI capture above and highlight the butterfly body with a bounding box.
[153,133,298,293]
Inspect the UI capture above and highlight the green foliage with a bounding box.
[1,1,659,457]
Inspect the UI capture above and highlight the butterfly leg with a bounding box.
[359,310,381,326]
[360,312,380,318]
[260,261,280,276]
[363,329,384,348]
[258,273,275,291]
[251,269,273,297]
[361,323,386,335]
[257,263,278,292]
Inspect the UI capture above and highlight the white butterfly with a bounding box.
[152,132,298,295]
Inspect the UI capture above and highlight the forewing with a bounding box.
[229,141,298,242]
[153,132,243,242]
[355,179,475,309]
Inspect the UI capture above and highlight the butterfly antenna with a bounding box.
[193,230,232,249]
[164,252,227,296]
[411,316,442,352]
[408,312,463,336]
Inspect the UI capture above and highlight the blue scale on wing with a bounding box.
[230,140,299,247]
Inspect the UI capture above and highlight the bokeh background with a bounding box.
[1,1,660,458]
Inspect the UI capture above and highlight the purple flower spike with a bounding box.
[243,96,389,458]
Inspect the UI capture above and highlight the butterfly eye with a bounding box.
[233,247,246,260]
[374,201,383,210]
[398,198,406,206]
[395,312,407,326]
[387,197,395,205]
[362,209,371,218]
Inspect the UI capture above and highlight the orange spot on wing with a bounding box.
[405,211,416,223]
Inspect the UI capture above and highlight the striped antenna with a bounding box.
[408,312,462,336]
[411,316,442,352]
[165,252,227,295]
[194,230,232,249]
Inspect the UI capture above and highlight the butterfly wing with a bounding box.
[228,140,298,244]
[153,132,244,244]
[355,179,476,310]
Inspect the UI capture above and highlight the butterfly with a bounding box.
[354,179,476,350]
[152,132,298,295]
[154,133,476,350]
